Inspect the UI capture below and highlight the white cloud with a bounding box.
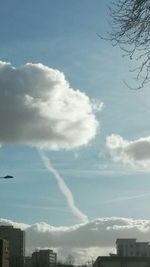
[1,217,150,263]
[106,134,150,168]
[0,61,102,150]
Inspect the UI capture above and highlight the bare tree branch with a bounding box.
[109,0,150,88]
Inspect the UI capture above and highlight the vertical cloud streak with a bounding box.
[39,150,88,223]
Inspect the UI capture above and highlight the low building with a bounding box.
[0,239,9,267]
[32,249,57,267]
[93,256,150,267]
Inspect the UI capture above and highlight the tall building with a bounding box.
[32,249,57,267]
[0,225,25,267]
[116,238,150,257]
[0,239,9,267]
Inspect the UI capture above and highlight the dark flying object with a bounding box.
[0,175,14,179]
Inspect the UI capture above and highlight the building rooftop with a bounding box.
[116,238,136,243]
[96,256,150,262]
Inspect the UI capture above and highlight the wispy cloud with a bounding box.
[39,150,88,223]
[103,193,150,204]
[4,203,70,213]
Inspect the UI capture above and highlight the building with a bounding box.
[32,249,57,267]
[0,239,9,267]
[116,239,150,257]
[93,256,150,267]
[93,239,150,267]
[0,225,25,267]
[57,264,74,267]
[24,257,32,267]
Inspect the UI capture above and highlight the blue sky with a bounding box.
[1,0,150,229]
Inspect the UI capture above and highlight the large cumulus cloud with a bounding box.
[106,134,150,168]
[0,61,102,150]
[1,217,150,263]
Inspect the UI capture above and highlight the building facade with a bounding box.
[24,257,32,267]
[32,249,57,267]
[0,226,25,267]
[116,239,150,257]
[0,239,9,267]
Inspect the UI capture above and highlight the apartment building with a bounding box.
[0,239,9,267]
[93,238,150,267]
[0,225,25,267]
[116,239,150,257]
[32,249,57,267]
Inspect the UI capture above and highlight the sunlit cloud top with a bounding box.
[0,61,102,150]
[106,134,150,169]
